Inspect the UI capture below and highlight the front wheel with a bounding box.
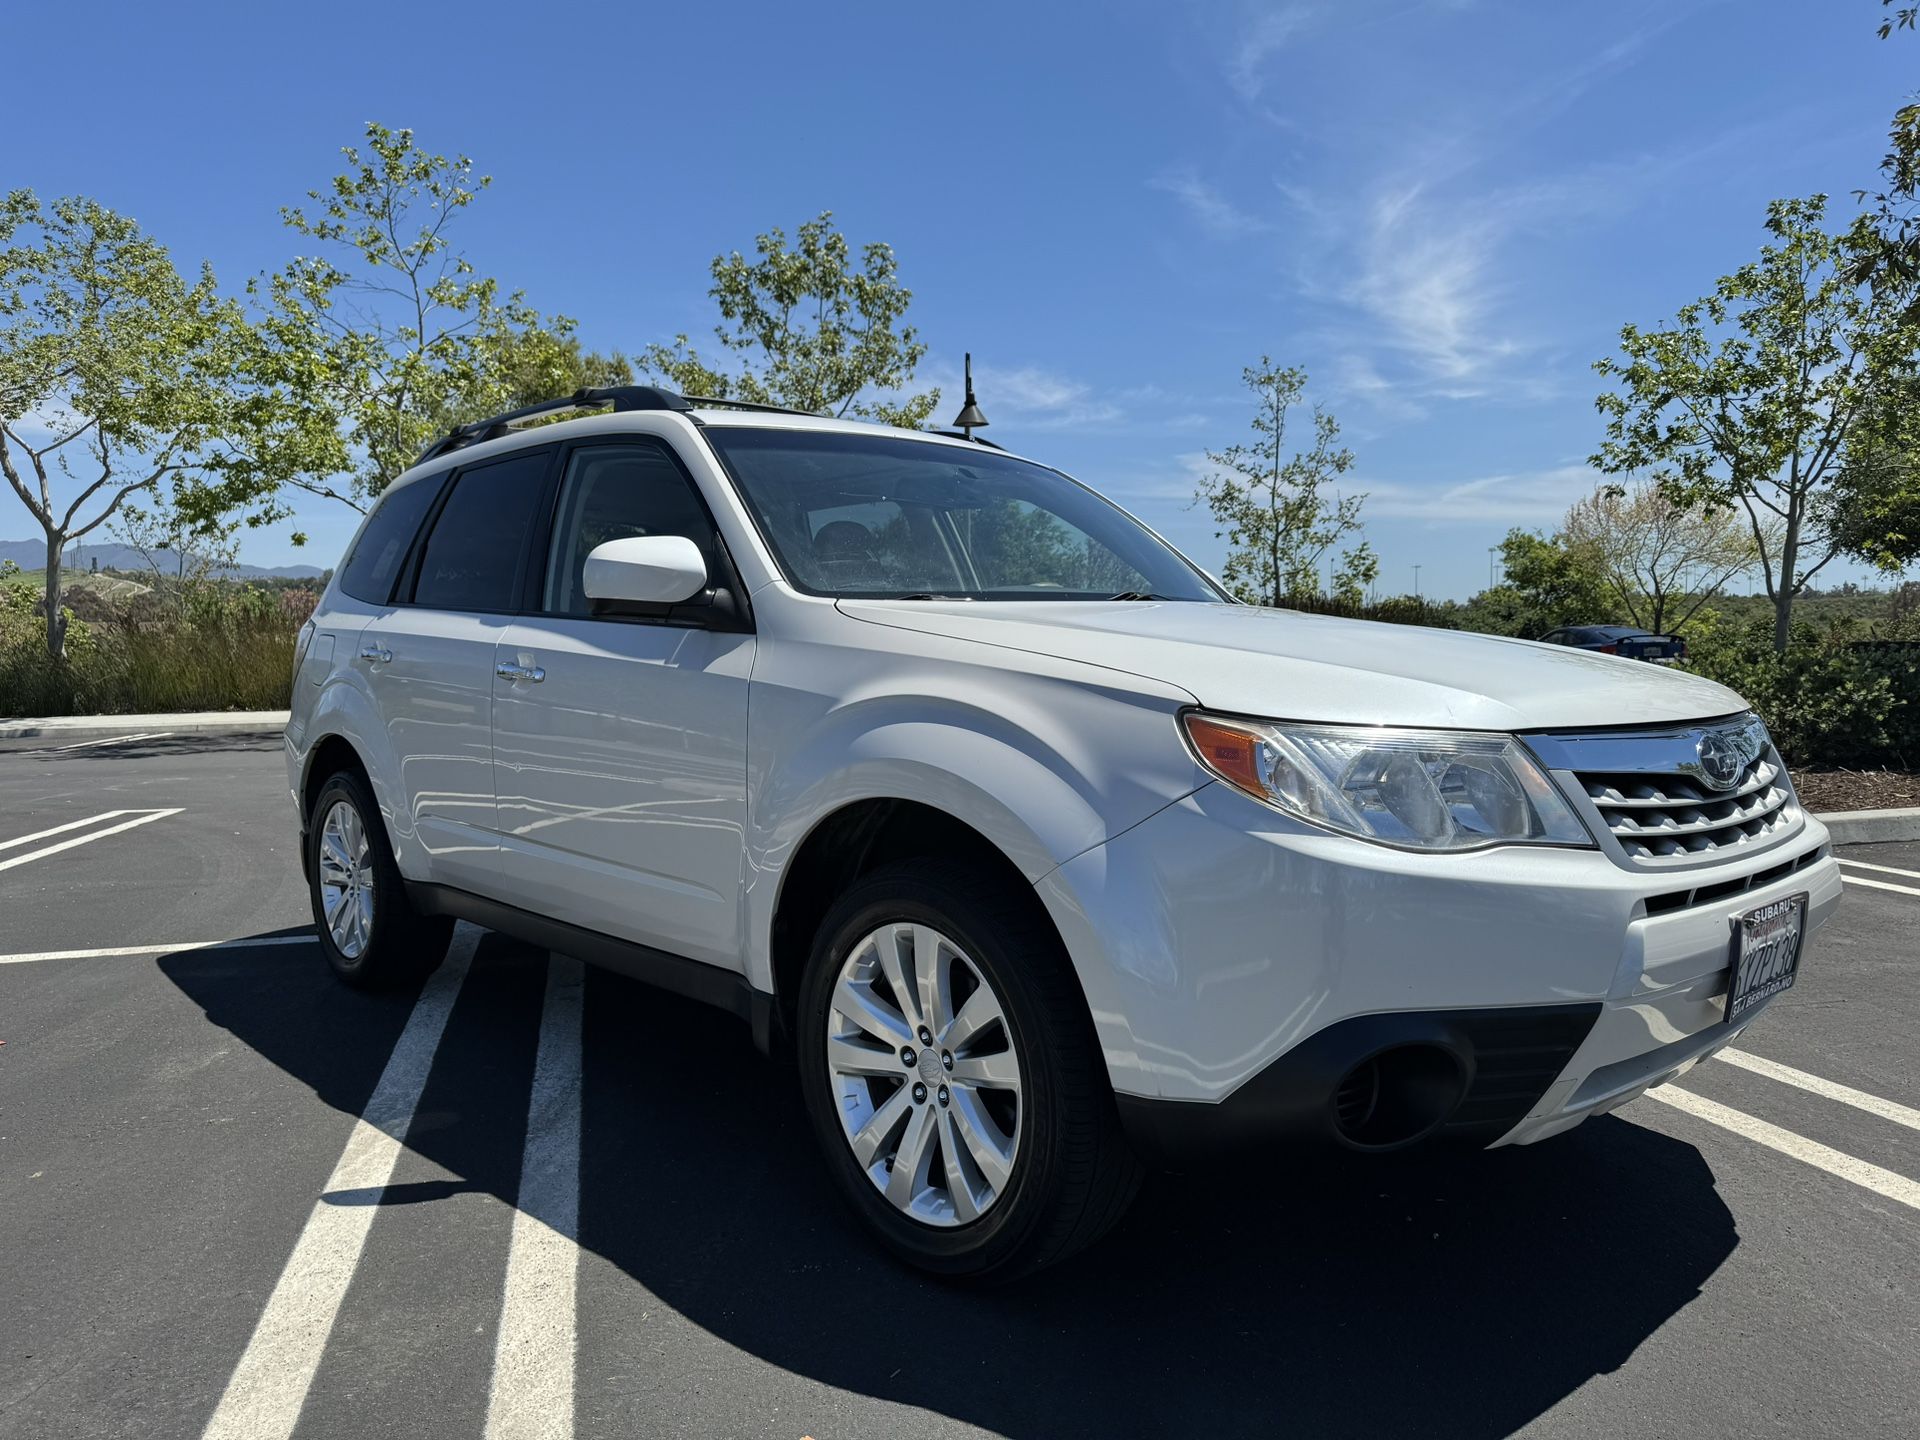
[796,858,1140,1282]
[305,770,453,989]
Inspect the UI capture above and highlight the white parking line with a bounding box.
[1646,1085,1920,1212]
[42,730,175,752]
[0,810,139,851]
[485,956,585,1440]
[1837,857,1920,881]
[1715,1048,1920,1133]
[200,928,477,1440]
[0,935,316,965]
[1841,874,1920,898]
[0,808,182,871]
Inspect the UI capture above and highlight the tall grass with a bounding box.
[0,575,308,717]
[0,625,297,716]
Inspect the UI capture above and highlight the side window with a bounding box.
[412,449,552,612]
[1539,629,1564,644]
[337,474,445,603]
[543,443,718,616]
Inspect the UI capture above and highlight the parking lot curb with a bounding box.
[1816,807,1920,846]
[0,710,290,740]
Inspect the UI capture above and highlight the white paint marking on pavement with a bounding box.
[1646,1085,1920,1212]
[0,810,136,851]
[485,955,585,1440]
[1715,1048,1920,1133]
[0,808,182,871]
[0,936,313,965]
[0,934,317,966]
[200,927,479,1440]
[1841,874,1920,898]
[1838,856,1920,881]
[42,730,175,752]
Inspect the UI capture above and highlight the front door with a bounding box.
[489,439,754,970]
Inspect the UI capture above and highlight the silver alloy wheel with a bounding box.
[318,798,376,960]
[826,921,1023,1227]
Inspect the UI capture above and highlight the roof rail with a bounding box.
[413,385,695,465]
[679,393,825,418]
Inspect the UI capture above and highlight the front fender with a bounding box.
[743,659,1208,995]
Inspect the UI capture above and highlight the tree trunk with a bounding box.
[43,531,68,659]
[1772,514,1800,655]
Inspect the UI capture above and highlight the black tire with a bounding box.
[796,857,1141,1283]
[305,769,454,989]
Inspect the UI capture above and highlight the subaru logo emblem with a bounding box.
[1696,728,1754,790]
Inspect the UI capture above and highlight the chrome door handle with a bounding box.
[359,644,392,664]
[495,661,545,684]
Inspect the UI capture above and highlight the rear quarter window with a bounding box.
[337,474,446,604]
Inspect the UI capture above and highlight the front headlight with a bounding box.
[1181,712,1593,852]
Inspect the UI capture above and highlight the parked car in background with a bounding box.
[285,385,1836,1281]
[1538,625,1688,663]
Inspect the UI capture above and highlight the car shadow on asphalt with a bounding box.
[17,730,284,761]
[163,931,1737,1440]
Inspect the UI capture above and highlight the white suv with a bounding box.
[286,386,1842,1280]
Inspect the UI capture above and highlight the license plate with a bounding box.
[1726,893,1807,1022]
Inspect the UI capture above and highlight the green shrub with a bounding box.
[1682,619,1902,767]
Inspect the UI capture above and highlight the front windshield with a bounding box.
[704,427,1225,602]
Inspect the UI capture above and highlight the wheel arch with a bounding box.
[766,796,1087,1049]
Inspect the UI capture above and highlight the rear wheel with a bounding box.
[796,858,1140,1282]
[305,770,453,988]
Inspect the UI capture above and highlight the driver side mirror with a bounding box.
[583,535,709,607]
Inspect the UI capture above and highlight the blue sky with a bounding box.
[8,0,1914,597]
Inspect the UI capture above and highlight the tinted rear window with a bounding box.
[412,449,552,612]
[338,474,446,604]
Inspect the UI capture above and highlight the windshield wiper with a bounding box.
[1106,591,1169,601]
[891,593,968,601]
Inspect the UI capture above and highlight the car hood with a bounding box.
[836,600,1747,732]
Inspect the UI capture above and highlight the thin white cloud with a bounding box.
[1362,464,1601,523]
[1151,168,1269,239]
[1227,5,1317,100]
[1272,103,1806,406]
[1347,180,1524,388]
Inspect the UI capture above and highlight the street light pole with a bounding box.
[1413,564,1423,600]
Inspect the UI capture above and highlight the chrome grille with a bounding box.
[1578,755,1794,861]
[1522,715,1803,869]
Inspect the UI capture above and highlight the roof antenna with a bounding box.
[951,352,989,441]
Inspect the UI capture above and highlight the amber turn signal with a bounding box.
[1180,713,1267,798]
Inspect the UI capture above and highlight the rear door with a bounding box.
[489,438,755,969]
[360,445,555,890]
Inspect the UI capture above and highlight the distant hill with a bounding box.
[0,540,325,580]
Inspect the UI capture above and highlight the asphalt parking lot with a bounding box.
[1,729,1915,1440]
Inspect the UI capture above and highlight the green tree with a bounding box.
[493,328,631,411]
[230,123,613,520]
[1193,359,1375,607]
[643,211,938,427]
[1864,4,1920,308]
[0,192,254,657]
[1481,528,1616,636]
[1829,373,1920,570]
[1593,195,1920,652]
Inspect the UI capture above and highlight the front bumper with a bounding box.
[1035,779,1841,1159]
